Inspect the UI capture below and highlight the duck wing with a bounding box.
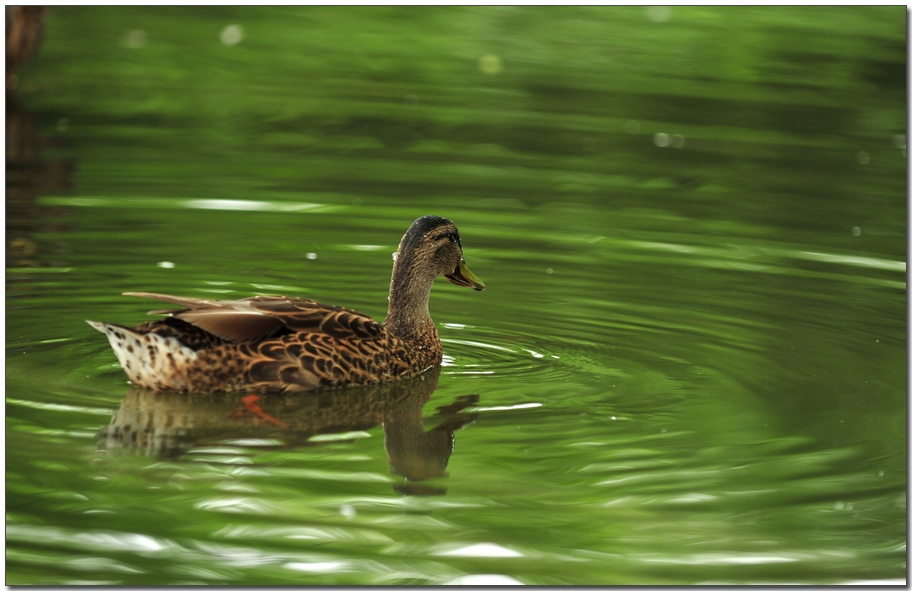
[244,295,384,340]
[124,292,384,343]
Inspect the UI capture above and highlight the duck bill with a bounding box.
[446,259,486,291]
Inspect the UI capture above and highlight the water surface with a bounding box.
[6,6,906,585]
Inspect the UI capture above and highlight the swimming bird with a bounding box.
[88,215,485,393]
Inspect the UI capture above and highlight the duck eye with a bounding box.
[443,232,461,245]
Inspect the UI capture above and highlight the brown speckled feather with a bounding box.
[88,216,485,393]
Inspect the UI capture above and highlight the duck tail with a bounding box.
[86,320,198,390]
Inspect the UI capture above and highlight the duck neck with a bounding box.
[383,250,438,346]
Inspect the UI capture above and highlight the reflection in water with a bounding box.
[98,367,478,495]
[6,100,76,269]
[6,6,50,86]
[6,7,75,269]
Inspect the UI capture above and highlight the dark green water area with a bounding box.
[6,6,905,585]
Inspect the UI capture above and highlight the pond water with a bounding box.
[6,6,906,585]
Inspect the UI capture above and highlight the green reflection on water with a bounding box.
[7,5,905,586]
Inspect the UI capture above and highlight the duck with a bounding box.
[87,215,485,393]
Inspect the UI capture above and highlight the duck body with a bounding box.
[88,216,485,393]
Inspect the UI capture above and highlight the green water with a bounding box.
[6,6,906,585]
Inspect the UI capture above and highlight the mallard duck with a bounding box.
[88,215,485,393]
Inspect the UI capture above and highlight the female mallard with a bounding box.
[88,215,485,393]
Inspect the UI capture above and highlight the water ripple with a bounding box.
[627,240,905,287]
[440,326,571,380]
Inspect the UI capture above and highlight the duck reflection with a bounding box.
[98,367,479,495]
